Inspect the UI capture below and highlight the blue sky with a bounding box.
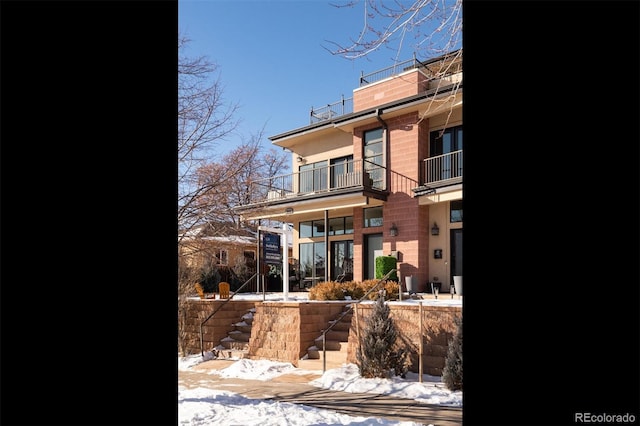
[179,0,420,155]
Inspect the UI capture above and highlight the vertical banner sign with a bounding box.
[263,233,281,264]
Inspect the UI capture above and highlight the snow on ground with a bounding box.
[178,354,462,426]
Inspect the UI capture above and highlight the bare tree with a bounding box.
[325,0,461,61]
[178,33,240,238]
[325,0,462,135]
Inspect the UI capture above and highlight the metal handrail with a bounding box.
[320,268,397,372]
[199,273,258,357]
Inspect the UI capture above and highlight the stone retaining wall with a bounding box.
[181,299,461,375]
[249,301,350,367]
[347,302,461,376]
[180,299,257,355]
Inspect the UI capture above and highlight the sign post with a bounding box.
[258,225,289,301]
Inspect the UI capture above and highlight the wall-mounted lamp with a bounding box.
[296,156,305,164]
[285,207,294,214]
[431,222,440,236]
[389,223,398,237]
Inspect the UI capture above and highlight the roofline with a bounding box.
[268,82,462,142]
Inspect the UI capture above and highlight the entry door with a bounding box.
[450,229,463,289]
[364,233,383,280]
[331,240,353,281]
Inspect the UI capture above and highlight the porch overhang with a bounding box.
[414,184,463,205]
[270,84,463,146]
[236,191,384,221]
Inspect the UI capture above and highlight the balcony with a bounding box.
[238,159,388,213]
[412,150,463,199]
[424,150,463,186]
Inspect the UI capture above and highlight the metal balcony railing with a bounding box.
[248,159,386,205]
[310,95,353,124]
[424,150,463,185]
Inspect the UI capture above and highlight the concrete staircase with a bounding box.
[213,307,255,360]
[298,305,353,371]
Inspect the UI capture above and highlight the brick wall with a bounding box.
[354,70,428,111]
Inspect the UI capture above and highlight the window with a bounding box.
[299,242,325,282]
[330,156,354,188]
[300,219,325,237]
[429,125,463,181]
[364,206,383,228]
[299,221,313,238]
[430,125,463,155]
[329,216,354,235]
[301,217,353,237]
[364,128,384,189]
[299,160,327,193]
[450,200,463,223]
[214,249,228,265]
[243,250,256,262]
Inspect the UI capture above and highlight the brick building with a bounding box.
[235,49,463,293]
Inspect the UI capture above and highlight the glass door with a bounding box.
[331,240,353,281]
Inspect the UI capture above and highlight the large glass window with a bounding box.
[299,242,325,283]
[299,160,327,193]
[429,125,463,181]
[328,217,354,235]
[364,128,384,189]
[330,156,354,188]
[300,217,353,237]
[363,206,383,228]
[299,221,313,238]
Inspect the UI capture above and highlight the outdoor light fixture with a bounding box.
[285,207,294,214]
[431,222,439,235]
[296,156,305,164]
[389,223,398,237]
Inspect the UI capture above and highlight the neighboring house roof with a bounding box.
[179,222,257,245]
[179,222,294,248]
[200,235,256,245]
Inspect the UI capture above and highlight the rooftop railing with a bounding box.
[309,49,462,124]
[310,95,353,124]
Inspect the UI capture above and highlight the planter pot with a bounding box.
[405,276,415,293]
[453,275,463,296]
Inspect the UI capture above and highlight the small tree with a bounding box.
[357,294,410,378]
[442,315,463,391]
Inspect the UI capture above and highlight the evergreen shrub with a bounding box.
[356,295,410,378]
[442,315,463,391]
[375,256,398,281]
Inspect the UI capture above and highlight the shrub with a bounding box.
[308,279,399,301]
[308,281,345,300]
[375,256,398,281]
[341,280,364,300]
[356,295,410,378]
[360,279,400,301]
[442,315,463,391]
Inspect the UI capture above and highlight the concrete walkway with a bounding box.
[179,359,462,426]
